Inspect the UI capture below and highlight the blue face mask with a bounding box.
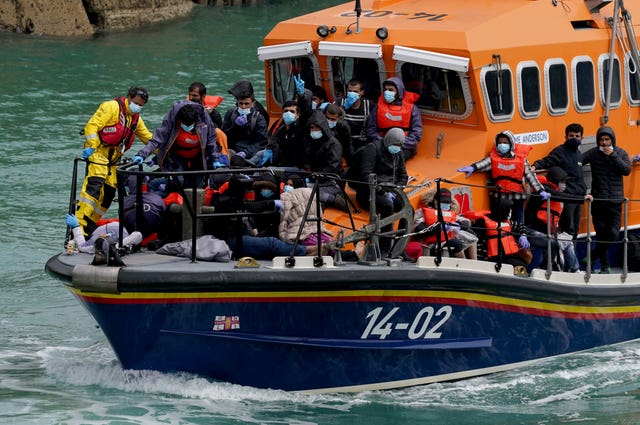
[383,90,396,103]
[387,145,402,155]
[260,189,274,198]
[440,203,451,211]
[129,101,142,114]
[327,120,337,129]
[283,185,294,193]
[237,107,251,116]
[496,143,511,155]
[310,130,323,140]
[282,111,296,125]
[181,123,195,132]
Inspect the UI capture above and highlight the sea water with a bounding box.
[2,1,640,423]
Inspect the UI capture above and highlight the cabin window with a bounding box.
[516,61,541,119]
[544,59,569,116]
[598,54,621,108]
[328,57,384,102]
[269,56,320,106]
[624,53,640,106]
[399,62,470,118]
[572,56,596,112]
[480,64,514,123]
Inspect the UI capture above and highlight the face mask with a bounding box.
[181,123,195,132]
[387,145,402,155]
[283,185,294,193]
[310,130,323,140]
[496,143,511,154]
[311,101,319,110]
[260,189,274,198]
[327,120,337,129]
[599,146,608,153]
[558,183,567,191]
[282,111,296,125]
[237,107,251,116]
[347,91,360,102]
[129,102,142,114]
[440,203,451,211]
[567,137,581,147]
[383,90,396,103]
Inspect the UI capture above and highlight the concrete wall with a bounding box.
[0,0,195,36]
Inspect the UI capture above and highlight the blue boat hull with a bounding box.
[52,256,640,392]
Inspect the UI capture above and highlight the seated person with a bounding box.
[524,166,589,273]
[405,187,477,260]
[473,198,532,274]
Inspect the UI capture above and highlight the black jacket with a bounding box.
[582,127,631,202]
[533,139,587,196]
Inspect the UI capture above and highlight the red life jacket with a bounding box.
[420,206,457,245]
[173,128,201,158]
[98,97,139,150]
[489,143,531,194]
[376,91,420,135]
[482,215,520,257]
[536,176,563,229]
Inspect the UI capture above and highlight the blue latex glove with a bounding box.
[235,113,248,127]
[212,161,224,169]
[445,223,458,233]
[293,73,305,96]
[385,192,396,203]
[81,147,95,159]
[539,190,550,201]
[319,102,330,111]
[457,165,475,178]
[274,199,283,212]
[260,149,273,166]
[344,91,359,109]
[518,235,530,249]
[65,214,79,228]
[132,155,144,165]
[236,151,247,159]
[633,154,640,163]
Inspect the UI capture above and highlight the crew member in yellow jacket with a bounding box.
[75,87,153,236]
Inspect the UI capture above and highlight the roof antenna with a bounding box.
[347,0,363,34]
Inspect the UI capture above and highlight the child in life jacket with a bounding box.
[404,187,478,261]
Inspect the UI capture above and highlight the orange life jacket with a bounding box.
[489,143,531,194]
[376,91,420,135]
[482,215,520,257]
[536,176,563,229]
[173,128,201,158]
[98,96,139,150]
[420,206,457,245]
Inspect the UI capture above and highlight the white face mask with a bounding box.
[237,107,251,116]
[558,182,567,191]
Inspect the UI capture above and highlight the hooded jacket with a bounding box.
[366,76,423,153]
[305,111,344,179]
[582,126,631,201]
[355,127,408,195]
[136,100,219,170]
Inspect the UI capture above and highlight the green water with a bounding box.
[3,2,640,423]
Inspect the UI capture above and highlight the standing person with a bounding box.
[366,77,422,160]
[352,127,408,255]
[582,125,632,274]
[334,79,371,152]
[532,123,587,238]
[305,111,348,211]
[75,87,153,236]
[187,81,224,128]
[457,130,549,226]
[133,100,222,175]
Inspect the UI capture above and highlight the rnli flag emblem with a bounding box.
[213,315,240,331]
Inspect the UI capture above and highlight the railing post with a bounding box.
[585,198,593,280]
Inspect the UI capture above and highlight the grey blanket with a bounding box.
[157,235,232,262]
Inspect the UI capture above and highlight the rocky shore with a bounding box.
[0,0,200,36]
